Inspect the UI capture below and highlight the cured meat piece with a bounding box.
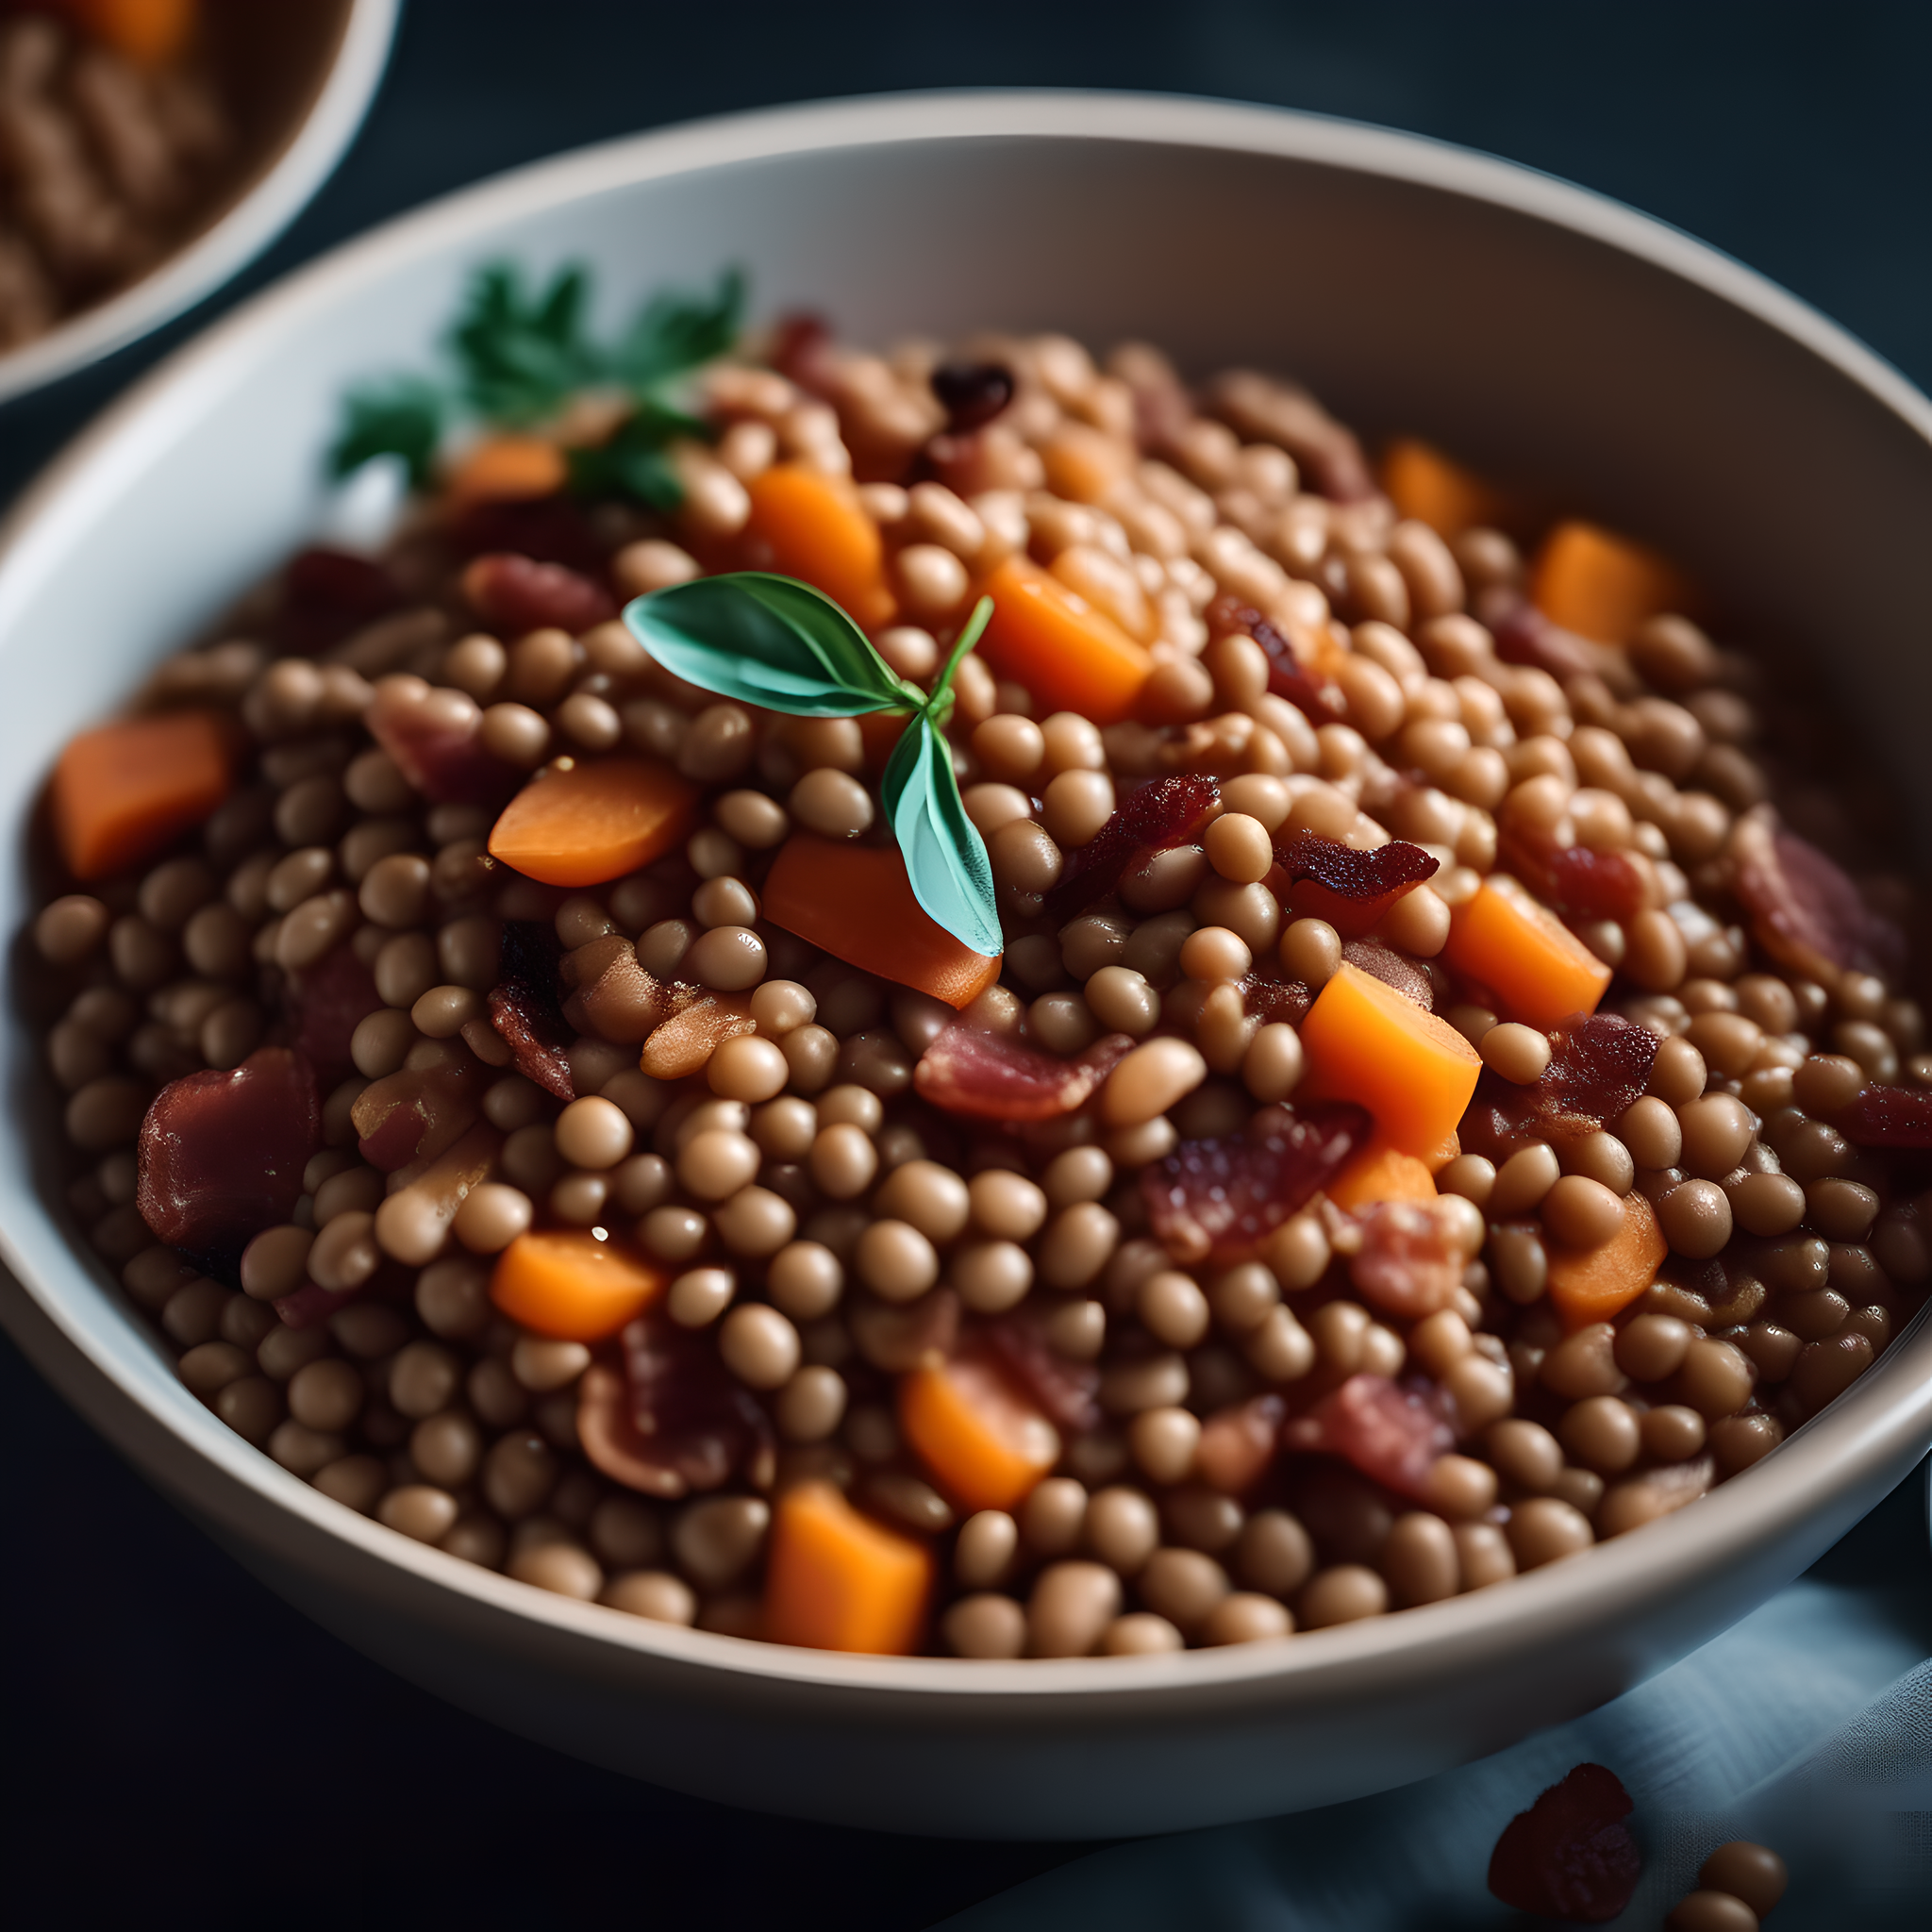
[1341,937,1435,1011]
[1486,594,1598,681]
[1282,1373,1455,1498]
[137,1047,320,1261]
[1207,595,1344,723]
[913,1024,1134,1124]
[365,677,519,807]
[486,919,575,1099]
[1349,1200,1469,1318]
[447,496,608,575]
[1239,973,1313,1027]
[351,1049,486,1172]
[285,941,382,1089]
[461,550,616,637]
[1042,773,1221,922]
[1498,822,1649,924]
[929,360,1014,433]
[277,546,404,652]
[1274,829,1438,939]
[559,932,691,1044]
[1487,1763,1641,1924]
[1840,1082,1932,1149]
[1538,1011,1659,1137]
[1730,805,1905,987]
[576,1317,774,1498]
[982,1307,1102,1433]
[1144,1100,1372,1263]
[770,311,841,396]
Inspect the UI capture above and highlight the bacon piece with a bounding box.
[1486,594,1598,681]
[1840,1083,1932,1149]
[914,1024,1134,1124]
[982,1307,1102,1433]
[365,677,518,807]
[1144,1100,1372,1263]
[771,310,841,396]
[1195,1392,1286,1493]
[488,919,575,1100]
[641,993,754,1080]
[1487,1763,1641,1924]
[1281,1373,1454,1499]
[351,1050,485,1172]
[447,496,607,575]
[277,545,404,652]
[1207,595,1345,723]
[1273,829,1438,939]
[1341,937,1435,1011]
[1042,773,1221,922]
[285,941,382,1089]
[1498,822,1650,924]
[560,932,690,1044]
[461,550,616,638]
[137,1047,320,1261]
[1539,1011,1659,1137]
[577,1317,774,1499]
[1730,805,1905,988]
[1239,973,1313,1027]
[1350,1200,1469,1318]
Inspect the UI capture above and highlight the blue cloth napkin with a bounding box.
[945,1544,1932,1927]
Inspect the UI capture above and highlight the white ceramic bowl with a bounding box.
[3,92,1930,1841]
[0,0,397,406]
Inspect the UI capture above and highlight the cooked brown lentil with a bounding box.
[27,305,1927,1668]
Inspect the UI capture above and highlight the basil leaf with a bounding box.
[625,573,916,717]
[882,710,1002,957]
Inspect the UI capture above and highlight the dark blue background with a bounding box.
[5,4,1928,1924]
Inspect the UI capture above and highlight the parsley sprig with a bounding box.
[327,261,744,498]
[626,576,1003,957]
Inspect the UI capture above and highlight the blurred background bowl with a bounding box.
[0,0,398,406]
[2,91,1930,1840]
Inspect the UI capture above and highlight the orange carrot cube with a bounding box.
[763,1481,933,1655]
[490,1230,664,1341]
[898,1354,1061,1513]
[1325,1139,1440,1212]
[1298,963,1483,1166]
[974,555,1154,724]
[1546,1190,1666,1331]
[1530,519,1695,642]
[762,833,1002,1010]
[445,434,568,505]
[488,757,699,888]
[1441,874,1613,1030]
[1380,438,1515,538]
[744,463,895,629]
[51,708,231,881]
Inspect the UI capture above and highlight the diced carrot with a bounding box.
[1546,1190,1666,1332]
[1380,438,1515,538]
[488,757,699,888]
[1530,519,1696,642]
[1441,874,1612,1030]
[763,1481,933,1656]
[744,463,895,629]
[974,555,1154,724]
[51,708,230,881]
[1039,422,1134,506]
[490,1229,665,1341]
[1298,963,1484,1166]
[1325,1139,1439,1212]
[444,434,568,505]
[640,993,755,1078]
[898,1353,1061,1512]
[73,0,196,66]
[763,833,1002,1009]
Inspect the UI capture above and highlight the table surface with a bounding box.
[4,4,1929,1924]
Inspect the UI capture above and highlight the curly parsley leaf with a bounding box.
[567,400,711,509]
[608,267,746,391]
[448,262,603,425]
[327,377,444,486]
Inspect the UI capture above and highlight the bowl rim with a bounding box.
[0,0,401,408]
[4,86,1931,1708]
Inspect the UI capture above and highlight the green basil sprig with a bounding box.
[625,575,1002,957]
